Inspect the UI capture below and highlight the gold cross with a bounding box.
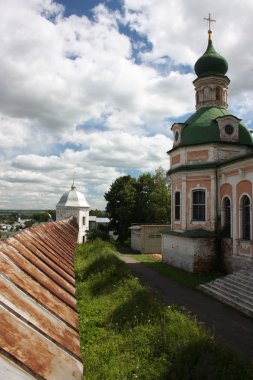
[204,13,216,30]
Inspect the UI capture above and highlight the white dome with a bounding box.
[57,184,90,208]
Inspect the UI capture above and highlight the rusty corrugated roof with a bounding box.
[0,217,83,380]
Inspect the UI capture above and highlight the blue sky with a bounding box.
[0,0,253,209]
[59,0,121,16]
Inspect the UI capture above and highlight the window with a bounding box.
[224,90,227,103]
[225,124,234,135]
[223,197,231,237]
[196,90,200,103]
[241,195,251,240]
[82,216,86,225]
[216,86,222,101]
[192,190,205,221]
[175,191,180,221]
[204,86,210,98]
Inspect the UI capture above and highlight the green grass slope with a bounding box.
[75,240,253,380]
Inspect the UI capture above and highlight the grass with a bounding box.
[75,240,253,380]
[126,253,223,289]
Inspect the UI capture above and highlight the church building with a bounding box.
[162,19,253,273]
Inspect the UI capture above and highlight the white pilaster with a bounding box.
[182,176,186,230]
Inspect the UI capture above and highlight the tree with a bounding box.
[104,169,171,242]
[105,176,136,242]
[32,212,50,223]
[24,220,34,228]
[134,173,156,223]
[86,224,110,242]
[148,168,171,223]
[89,209,108,217]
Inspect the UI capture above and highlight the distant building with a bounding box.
[89,216,110,230]
[56,183,90,243]
[130,224,169,254]
[0,224,11,231]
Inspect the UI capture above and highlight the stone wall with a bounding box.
[222,237,253,272]
[162,233,217,273]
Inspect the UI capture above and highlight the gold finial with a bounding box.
[204,13,216,41]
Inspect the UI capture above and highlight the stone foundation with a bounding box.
[221,238,253,272]
[162,233,217,273]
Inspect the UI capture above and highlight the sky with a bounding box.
[0,0,253,210]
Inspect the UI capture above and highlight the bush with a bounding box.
[86,225,110,242]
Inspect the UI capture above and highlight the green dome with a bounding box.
[179,107,253,147]
[194,39,228,77]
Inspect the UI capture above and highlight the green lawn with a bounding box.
[127,253,223,289]
[75,240,253,380]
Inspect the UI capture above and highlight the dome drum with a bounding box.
[194,75,229,110]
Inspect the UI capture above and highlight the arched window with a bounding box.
[216,87,222,101]
[175,191,180,221]
[241,195,251,240]
[192,189,205,221]
[223,197,231,237]
[224,90,227,104]
[196,91,200,103]
[203,86,211,100]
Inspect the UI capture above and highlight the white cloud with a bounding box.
[123,0,253,106]
[0,0,252,209]
[60,130,172,170]
[12,154,69,171]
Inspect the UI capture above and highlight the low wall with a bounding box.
[162,233,217,273]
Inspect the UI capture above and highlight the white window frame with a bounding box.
[191,188,207,223]
[239,193,252,241]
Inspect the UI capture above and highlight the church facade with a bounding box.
[162,25,253,273]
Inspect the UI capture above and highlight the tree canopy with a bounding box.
[89,209,108,217]
[104,168,171,242]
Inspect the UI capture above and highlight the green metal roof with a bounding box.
[194,39,228,77]
[177,107,253,147]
